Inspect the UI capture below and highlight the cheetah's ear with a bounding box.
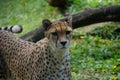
[65,15,72,27]
[42,19,52,30]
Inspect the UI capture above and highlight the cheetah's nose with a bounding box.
[60,41,67,46]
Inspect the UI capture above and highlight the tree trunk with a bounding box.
[20,5,120,42]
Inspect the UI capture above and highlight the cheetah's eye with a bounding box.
[51,32,58,36]
[66,31,71,35]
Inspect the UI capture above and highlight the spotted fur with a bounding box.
[0,18,72,80]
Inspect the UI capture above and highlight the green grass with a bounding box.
[0,0,62,36]
[70,36,120,80]
[69,0,120,13]
[0,0,120,80]
[87,23,120,40]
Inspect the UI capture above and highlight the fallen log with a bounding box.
[20,5,120,42]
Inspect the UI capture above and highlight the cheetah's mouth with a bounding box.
[60,46,68,49]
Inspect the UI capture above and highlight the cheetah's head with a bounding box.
[42,17,72,50]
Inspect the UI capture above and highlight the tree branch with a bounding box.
[20,5,120,42]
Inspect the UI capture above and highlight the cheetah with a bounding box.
[0,17,72,80]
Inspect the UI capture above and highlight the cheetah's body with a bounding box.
[0,19,72,80]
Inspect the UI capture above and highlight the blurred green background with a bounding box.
[0,0,120,80]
